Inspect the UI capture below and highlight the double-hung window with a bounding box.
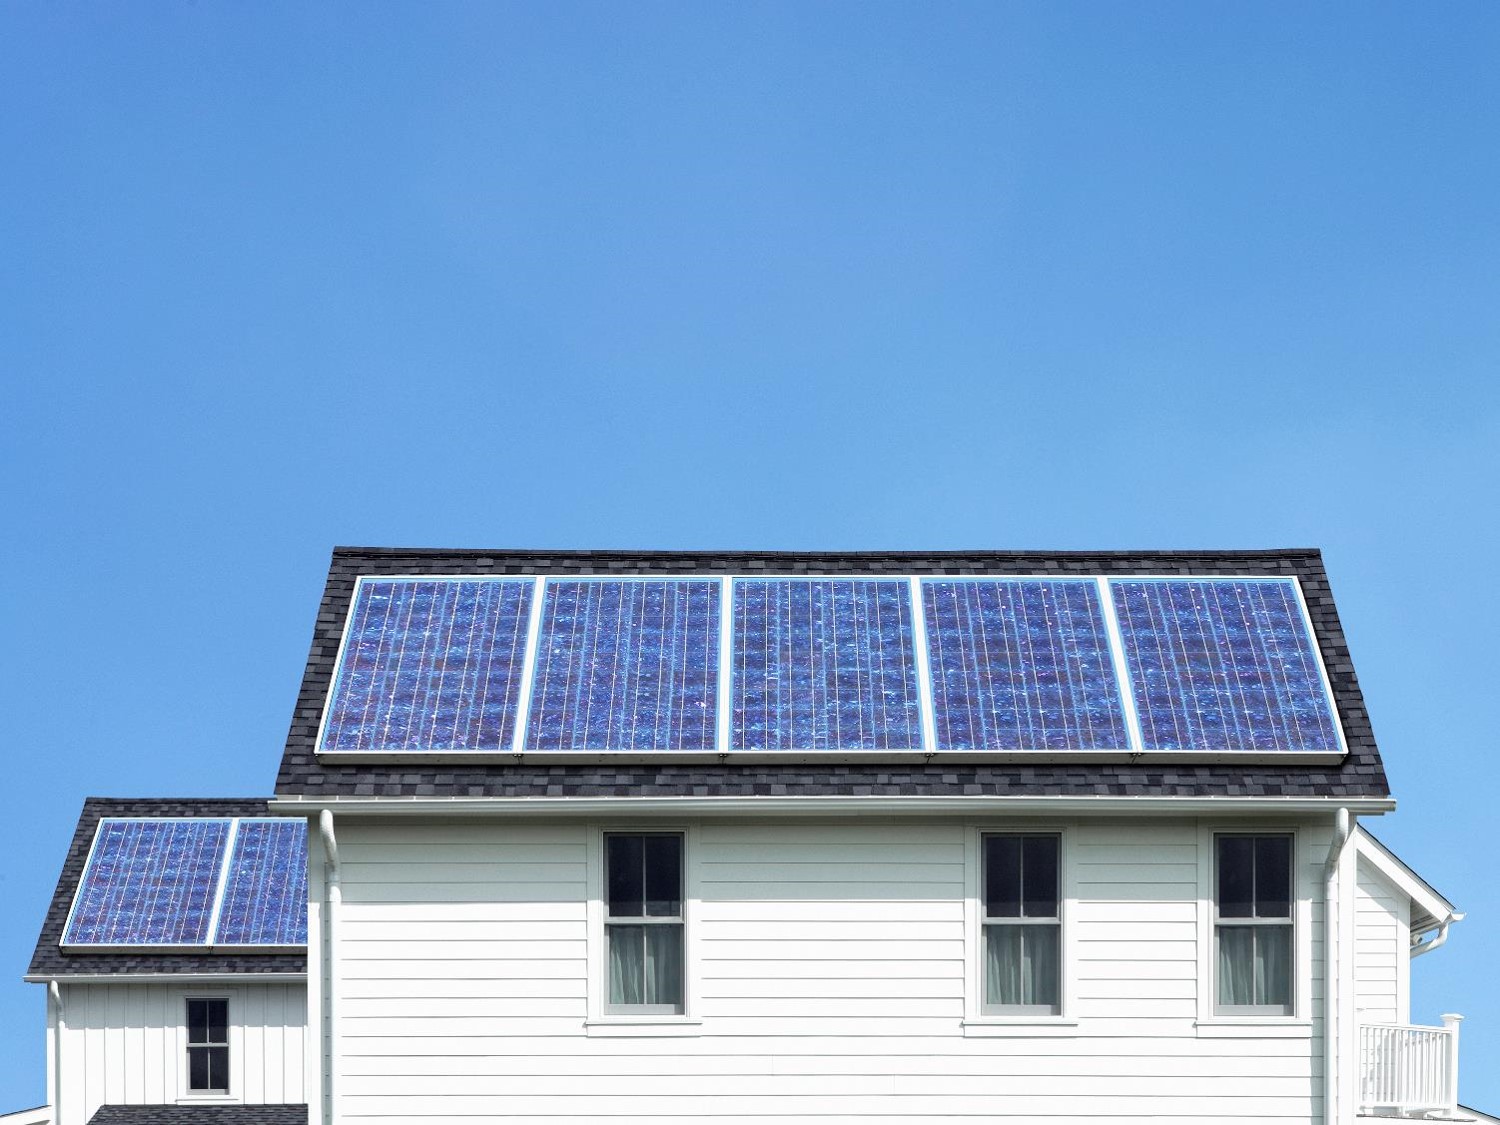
[186,997,229,1093]
[1215,834,1293,1015]
[605,833,684,1014]
[982,835,1061,1014]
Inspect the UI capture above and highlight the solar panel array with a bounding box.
[318,576,1344,755]
[64,818,308,947]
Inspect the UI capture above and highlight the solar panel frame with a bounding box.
[62,817,308,950]
[212,819,310,947]
[523,577,721,751]
[1109,576,1346,753]
[729,576,926,751]
[306,572,1349,763]
[62,818,233,948]
[920,577,1132,751]
[318,576,536,753]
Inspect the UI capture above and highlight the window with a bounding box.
[982,835,1060,1014]
[185,997,229,1093]
[1215,835,1293,1014]
[605,834,684,1013]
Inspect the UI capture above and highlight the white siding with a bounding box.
[1354,858,1410,1026]
[333,816,1328,1123]
[56,982,306,1125]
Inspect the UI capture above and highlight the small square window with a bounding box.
[1215,835,1293,1015]
[186,997,229,1093]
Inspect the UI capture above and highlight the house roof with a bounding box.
[27,799,306,980]
[86,1107,306,1125]
[274,547,1390,801]
[1355,825,1461,934]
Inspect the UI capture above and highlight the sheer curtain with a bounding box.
[986,925,1059,1009]
[609,924,684,1008]
[1218,926,1255,1006]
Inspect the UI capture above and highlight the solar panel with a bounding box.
[732,579,923,750]
[214,820,309,945]
[321,578,534,752]
[923,579,1129,750]
[1110,578,1342,752]
[525,579,720,751]
[64,820,230,946]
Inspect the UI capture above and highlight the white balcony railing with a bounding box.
[1359,1015,1463,1117]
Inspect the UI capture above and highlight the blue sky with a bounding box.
[2,0,1497,1111]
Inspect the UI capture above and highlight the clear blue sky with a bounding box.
[2,0,1497,1111]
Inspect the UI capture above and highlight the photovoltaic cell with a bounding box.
[1111,579,1341,752]
[321,579,534,752]
[732,579,922,750]
[526,580,720,750]
[215,820,309,945]
[923,580,1129,750]
[65,820,230,946]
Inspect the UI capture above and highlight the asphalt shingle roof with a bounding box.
[28,798,307,979]
[274,547,1389,801]
[87,1106,307,1125]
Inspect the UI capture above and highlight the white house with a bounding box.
[16,548,1481,1125]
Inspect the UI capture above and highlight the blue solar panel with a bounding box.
[1111,579,1342,752]
[732,579,923,750]
[526,580,720,751]
[65,820,230,946]
[923,579,1129,750]
[214,820,309,946]
[321,578,535,752]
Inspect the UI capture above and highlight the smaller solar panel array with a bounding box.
[319,576,1345,755]
[64,818,308,948]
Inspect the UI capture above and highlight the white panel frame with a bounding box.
[61,817,309,953]
[312,572,1349,763]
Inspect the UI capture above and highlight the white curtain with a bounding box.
[986,924,1059,1009]
[609,924,684,1008]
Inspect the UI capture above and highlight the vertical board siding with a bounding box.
[335,818,1324,1122]
[57,982,306,1125]
[1354,860,1409,1026]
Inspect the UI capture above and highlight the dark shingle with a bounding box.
[28,798,307,979]
[273,548,1389,801]
[88,1107,307,1125]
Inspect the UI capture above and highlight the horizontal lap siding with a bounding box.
[336,819,1322,1122]
[1354,860,1408,1026]
[58,982,306,1125]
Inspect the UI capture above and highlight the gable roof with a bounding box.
[1355,825,1461,934]
[274,547,1390,802]
[27,798,306,980]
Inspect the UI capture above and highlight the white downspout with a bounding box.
[48,980,62,1125]
[319,810,341,1125]
[1323,808,1352,1125]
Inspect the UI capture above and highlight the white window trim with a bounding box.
[1195,822,1313,1035]
[585,824,702,1037]
[171,987,240,1104]
[962,824,1077,1035]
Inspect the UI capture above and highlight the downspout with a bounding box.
[48,980,62,1125]
[319,810,341,1125]
[1323,808,1352,1125]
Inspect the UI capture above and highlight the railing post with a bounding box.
[1442,1013,1463,1119]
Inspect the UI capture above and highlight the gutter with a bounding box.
[319,810,341,1125]
[271,794,1397,819]
[1323,808,1353,1125]
[1411,912,1464,959]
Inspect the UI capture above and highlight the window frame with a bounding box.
[177,992,236,1102]
[1196,823,1312,1032]
[586,825,701,1035]
[963,825,1075,1033]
